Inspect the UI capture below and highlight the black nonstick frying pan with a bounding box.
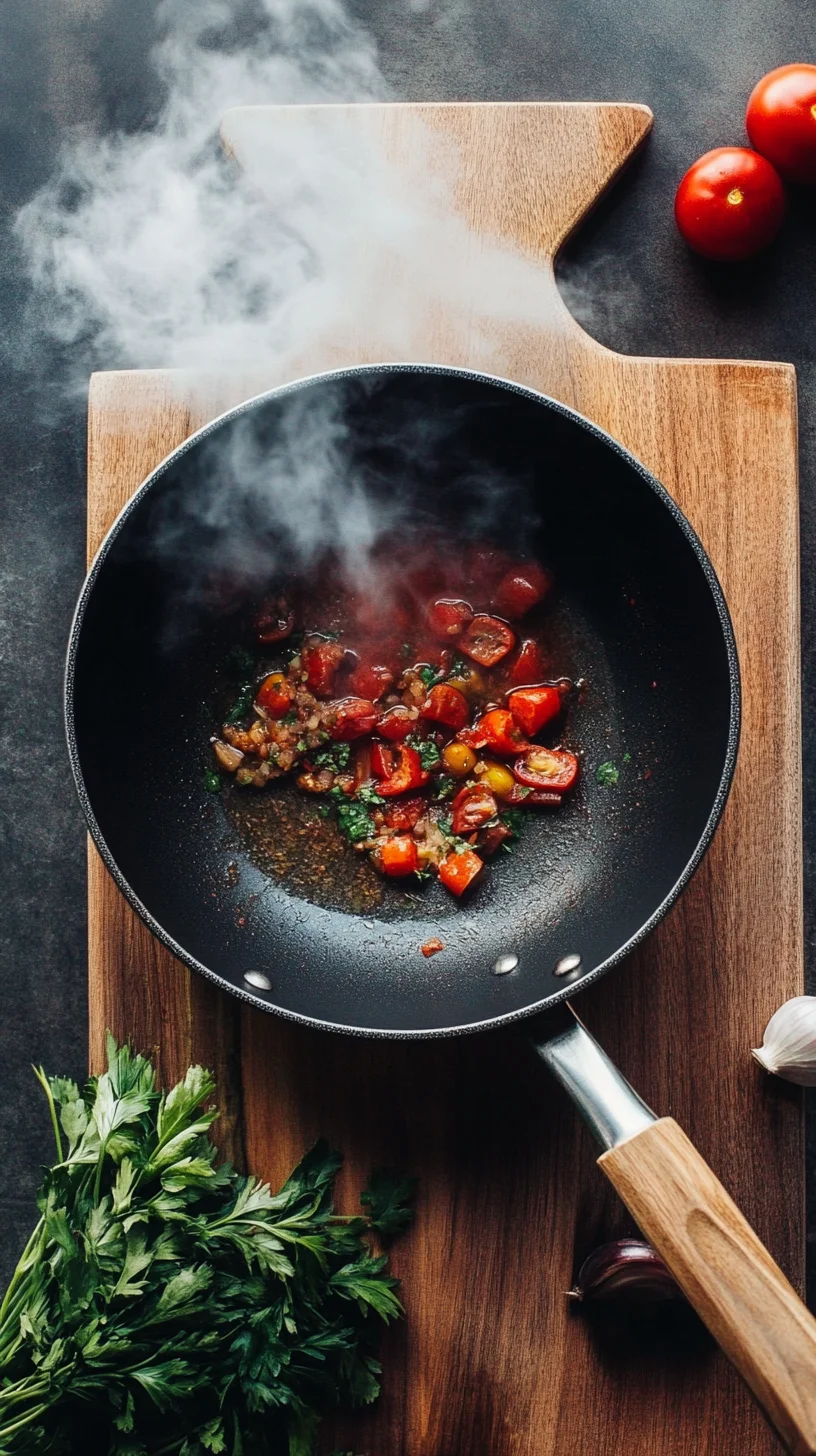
[66,365,816,1452]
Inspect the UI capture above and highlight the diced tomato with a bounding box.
[493,563,553,620]
[427,598,474,639]
[370,742,395,779]
[439,849,484,897]
[507,685,561,737]
[508,637,547,686]
[302,638,346,697]
[346,662,394,701]
[376,705,415,741]
[377,745,430,797]
[458,614,516,667]
[330,697,378,741]
[514,746,579,792]
[383,796,425,831]
[421,683,469,730]
[254,593,295,643]
[421,937,445,957]
[451,784,498,836]
[479,821,514,855]
[473,708,529,757]
[379,835,419,877]
[256,671,293,719]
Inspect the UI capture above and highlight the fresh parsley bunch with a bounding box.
[0,1037,414,1455]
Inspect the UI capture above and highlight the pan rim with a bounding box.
[65,360,741,1038]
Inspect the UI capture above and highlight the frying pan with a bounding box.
[66,365,816,1452]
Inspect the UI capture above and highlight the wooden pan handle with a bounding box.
[599,1118,816,1456]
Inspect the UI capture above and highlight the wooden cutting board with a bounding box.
[87,104,803,1454]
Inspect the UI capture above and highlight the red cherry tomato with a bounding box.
[514,746,579,792]
[256,671,293,719]
[492,563,553,620]
[674,147,785,261]
[439,848,483,897]
[302,638,346,697]
[379,835,419,877]
[376,705,415,741]
[507,684,561,737]
[746,64,816,184]
[330,697,378,742]
[383,796,425,831]
[507,638,547,686]
[471,708,529,758]
[427,598,474,639]
[377,745,430,797]
[254,593,294,643]
[346,662,394,701]
[370,742,395,779]
[458,614,516,667]
[451,784,498,836]
[420,683,469,730]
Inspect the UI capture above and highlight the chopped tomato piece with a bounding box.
[473,708,529,757]
[508,637,547,686]
[507,685,561,737]
[346,662,394,701]
[421,938,445,957]
[479,821,514,855]
[514,746,579,791]
[256,671,293,719]
[376,705,415,741]
[493,563,553,620]
[383,795,425,830]
[254,593,295,643]
[377,745,430,797]
[379,835,419,877]
[330,697,378,741]
[439,848,484,897]
[302,638,346,697]
[370,742,395,779]
[451,784,498,836]
[427,597,474,639]
[458,614,516,667]
[421,683,469,730]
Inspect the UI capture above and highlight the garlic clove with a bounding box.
[752,995,816,1086]
[569,1239,682,1306]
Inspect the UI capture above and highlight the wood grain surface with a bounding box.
[87,103,803,1454]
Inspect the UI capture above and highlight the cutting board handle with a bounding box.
[600,1119,816,1456]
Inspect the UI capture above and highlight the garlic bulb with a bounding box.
[752,996,816,1085]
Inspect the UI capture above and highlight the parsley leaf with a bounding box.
[313,742,352,773]
[416,665,441,688]
[335,799,376,843]
[203,768,221,794]
[500,808,525,839]
[356,782,385,806]
[224,683,254,724]
[360,1169,417,1243]
[408,736,442,772]
[431,775,456,800]
[596,761,619,786]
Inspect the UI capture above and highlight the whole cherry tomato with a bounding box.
[376,705,415,741]
[674,147,785,260]
[746,64,816,184]
[256,671,293,719]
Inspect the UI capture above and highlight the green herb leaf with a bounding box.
[355,782,385,806]
[500,808,525,839]
[431,775,456,801]
[360,1169,417,1242]
[408,736,441,772]
[596,761,619,787]
[416,665,440,688]
[335,800,376,844]
[203,769,221,794]
[313,742,352,773]
[224,684,253,725]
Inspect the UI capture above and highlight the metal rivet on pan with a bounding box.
[553,953,582,978]
[493,953,519,976]
[243,969,272,992]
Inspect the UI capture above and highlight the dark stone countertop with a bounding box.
[0,0,814,1299]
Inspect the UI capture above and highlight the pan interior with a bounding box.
[69,368,737,1034]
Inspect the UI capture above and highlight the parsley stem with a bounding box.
[32,1066,63,1163]
[0,1402,49,1438]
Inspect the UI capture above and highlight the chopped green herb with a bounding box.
[408,736,442,772]
[622,751,632,763]
[417,665,441,688]
[500,808,525,838]
[295,738,307,753]
[203,768,221,793]
[313,741,352,772]
[0,1038,409,1456]
[356,781,385,806]
[335,799,377,843]
[281,710,298,725]
[316,803,331,819]
[224,683,254,724]
[596,761,619,787]
[432,775,457,800]
[436,814,472,855]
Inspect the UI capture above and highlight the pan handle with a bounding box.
[531,1008,816,1456]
